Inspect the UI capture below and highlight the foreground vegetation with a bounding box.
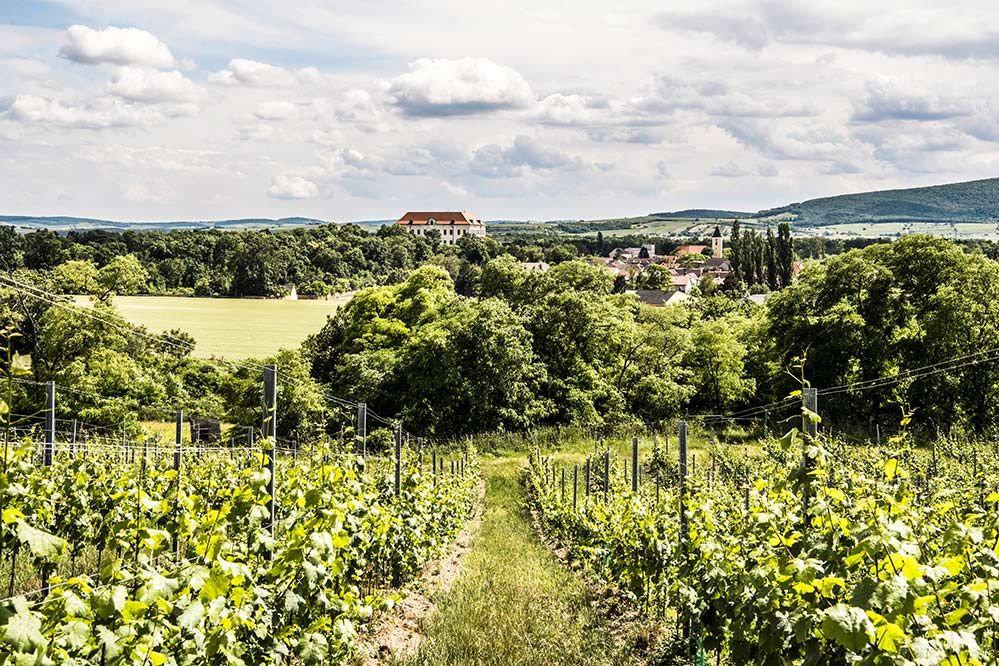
[0,436,478,663]
[529,427,999,664]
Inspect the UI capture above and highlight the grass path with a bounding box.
[398,455,638,666]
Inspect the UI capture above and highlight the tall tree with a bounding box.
[741,229,756,285]
[765,227,779,290]
[752,232,766,285]
[777,222,794,287]
[729,219,742,279]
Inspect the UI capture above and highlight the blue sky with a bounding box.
[2,1,999,222]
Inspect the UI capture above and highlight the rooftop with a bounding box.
[396,211,483,225]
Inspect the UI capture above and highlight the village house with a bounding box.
[396,211,487,246]
[631,289,691,307]
[674,244,708,256]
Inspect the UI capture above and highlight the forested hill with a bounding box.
[764,177,999,226]
[0,215,333,232]
[649,209,753,219]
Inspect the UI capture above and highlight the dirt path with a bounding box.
[393,456,639,666]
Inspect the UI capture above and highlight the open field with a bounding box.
[75,294,352,359]
[799,221,999,239]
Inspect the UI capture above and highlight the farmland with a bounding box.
[73,294,353,359]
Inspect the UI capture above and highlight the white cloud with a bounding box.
[852,79,972,122]
[107,67,200,103]
[4,94,164,129]
[209,58,319,87]
[124,179,179,202]
[390,57,534,116]
[253,101,298,120]
[58,25,176,68]
[535,93,612,126]
[268,174,319,199]
[709,162,777,177]
[470,135,582,178]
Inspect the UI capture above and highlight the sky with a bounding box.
[2,1,999,222]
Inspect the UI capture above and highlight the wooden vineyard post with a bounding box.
[603,450,610,501]
[801,387,818,521]
[678,419,690,650]
[679,420,688,544]
[560,467,566,501]
[70,418,77,458]
[43,381,55,467]
[432,446,438,486]
[632,436,639,493]
[585,458,591,500]
[394,425,402,497]
[573,464,578,510]
[417,437,423,470]
[173,409,183,559]
[263,364,278,555]
[356,402,367,467]
[40,381,55,596]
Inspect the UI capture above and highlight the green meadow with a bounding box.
[75,294,352,359]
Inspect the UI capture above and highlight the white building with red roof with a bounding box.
[396,211,487,246]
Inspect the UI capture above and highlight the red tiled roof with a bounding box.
[396,211,483,225]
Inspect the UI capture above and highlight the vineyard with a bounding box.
[528,415,999,665]
[0,366,479,664]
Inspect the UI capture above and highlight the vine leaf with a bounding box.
[1,598,45,652]
[15,521,66,561]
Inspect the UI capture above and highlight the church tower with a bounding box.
[711,225,724,259]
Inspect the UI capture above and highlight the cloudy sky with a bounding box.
[2,1,999,222]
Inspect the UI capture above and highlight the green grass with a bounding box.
[75,295,352,359]
[398,454,642,666]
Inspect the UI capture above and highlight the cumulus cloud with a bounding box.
[851,79,972,122]
[656,3,999,60]
[709,162,778,177]
[317,147,384,180]
[267,175,319,199]
[123,179,179,202]
[253,101,299,120]
[4,94,164,129]
[58,25,176,68]
[390,57,534,117]
[637,75,820,119]
[209,58,319,87]
[470,135,581,178]
[107,67,199,103]
[535,93,613,126]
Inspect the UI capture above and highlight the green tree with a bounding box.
[685,316,755,412]
[777,222,794,287]
[729,219,742,278]
[765,227,779,291]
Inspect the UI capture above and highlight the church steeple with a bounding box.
[711,225,723,259]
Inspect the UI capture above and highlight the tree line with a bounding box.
[4,227,999,441]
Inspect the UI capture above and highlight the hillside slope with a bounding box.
[0,215,331,232]
[767,178,999,226]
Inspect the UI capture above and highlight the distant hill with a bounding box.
[649,209,753,219]
[0,215,389,233]
[762,178,999,226]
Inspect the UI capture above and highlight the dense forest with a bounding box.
[762,177,999,225]
[4,233,999,442]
